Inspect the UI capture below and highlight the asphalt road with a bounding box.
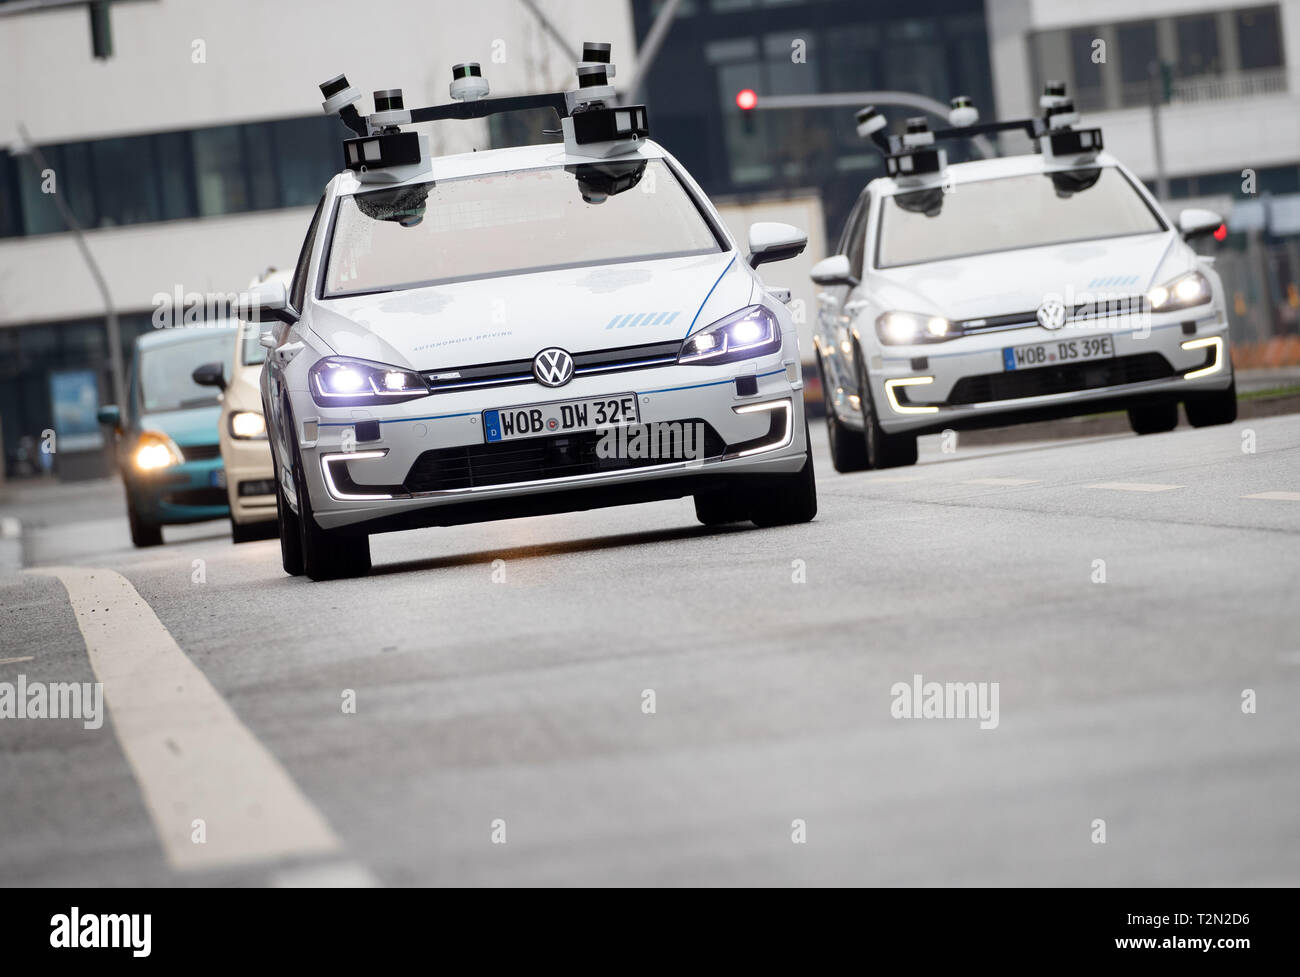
[2,415,1298,886]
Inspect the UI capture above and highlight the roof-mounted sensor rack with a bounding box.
[857,81,1104,181]
[318,42,650,183]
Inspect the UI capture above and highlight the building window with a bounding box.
[1175,14,1222,79]
[1236,6,1284,71]
[1117,20,1159,106]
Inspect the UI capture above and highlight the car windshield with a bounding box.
[876,166,1166,268]
[137,330,235,414]
[241,322,268,366]
[323,159,722,297]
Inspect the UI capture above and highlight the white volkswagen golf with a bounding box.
[243,50,814,579]
[812,90,1236,471]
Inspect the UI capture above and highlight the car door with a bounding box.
[817,189,871,404]
[264,195,324,488]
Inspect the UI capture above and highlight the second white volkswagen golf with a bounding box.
[243,49,814,580]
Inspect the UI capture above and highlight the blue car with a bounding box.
[98,326,238,547]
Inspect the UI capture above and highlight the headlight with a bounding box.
[875,311,957,345]
[229,411,267,439]
[1148,271,1211,313]
[309,357,429,407]
[679,305,782,364]
[134,431,182,470]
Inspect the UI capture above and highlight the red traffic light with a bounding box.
[1213,223,1227,242]
[736,89,758,111]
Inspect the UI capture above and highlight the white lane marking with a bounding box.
[1243,491,1300,502]
[28,566,341,871]
[1086,481,1184,493]
[961,478,1040,486]
[0,656,35,665]
[269,860,380,888]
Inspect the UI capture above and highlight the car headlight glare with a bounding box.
[229,411,267,439]
[679,305,781,364]
[134,432,182,470]
[1148,271,1210,313]
[875,311,957,345]
[309,357,429,406]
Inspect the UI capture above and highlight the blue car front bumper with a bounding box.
[130,458,229,525]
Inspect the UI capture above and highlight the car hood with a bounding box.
[869,232,1183,321]
[136,405,221,447]
[307,251,750,371]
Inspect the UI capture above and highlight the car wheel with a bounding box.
[288,424,370,581]
[749,420,818,527]
[818,353,869,473]
[231,516,277,544]
[1128,400,1179,435]
[126,493,163,548]
[274,456,304,576]
[1184,379,1237,428]
[854,347,918,469]
[693,490,745,526]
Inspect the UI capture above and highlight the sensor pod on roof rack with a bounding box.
[1044,98,1079,130]
[902,117,935,148]
[948,95,979,128]
[450,62,490,101]
[370,89,411,129]
[320,74,362,116]
[582,41,615,79]
[1044,126,1104,162]
[1040,80,1069,111]
[887,119,946,181]
[856,105,886,139]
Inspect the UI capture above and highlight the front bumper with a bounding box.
[288,354,808,532]
[130,457,229,524]
[222,434,276,525]
[853,311,1232,435]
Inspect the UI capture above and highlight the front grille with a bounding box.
[939,353,1175,406]
[180,443,221,460]
[162,487,227,507]
[404,419,725,493]
[959,296,1148,335]
[420,340,682,394]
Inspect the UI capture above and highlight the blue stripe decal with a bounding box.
[638,367,786,397]
[684,254,737,339]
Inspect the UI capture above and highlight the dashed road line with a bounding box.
[1243,491,1300,502]
[269,860,380,888]
[27,565,343,871]
[1085,481,1184,493]
[0,656,35,665]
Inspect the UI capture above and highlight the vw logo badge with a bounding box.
[532,347,575,387]
[1036,298,1067,331]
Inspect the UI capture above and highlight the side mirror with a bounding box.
[192,362,226,391]
[1178,208,1225,242]
[96,404,121,429]
[811,254,858,287]
[258,331,278,350]
[747,221,807,268]
[238,279,296,324]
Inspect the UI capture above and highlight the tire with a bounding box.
[275,465,304,575]
[1184,379,1237,428]
[126,493,163,548]
[854,347,918,469]
[693,489,748,526]
[230,516,278,544]
[818,354,870,473]
[287,421,370,581]
[1128,400,1179,435]
[749,421,818,527]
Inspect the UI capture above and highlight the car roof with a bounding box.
[870,149,1123,197]
[331,138,671,197]
[136,324,238,350]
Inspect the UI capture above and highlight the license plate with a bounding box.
[1003,335,1115,371]
[483,393,640,443]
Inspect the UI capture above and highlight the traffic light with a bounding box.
[736,89,757,134]
[90,1,113,60]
